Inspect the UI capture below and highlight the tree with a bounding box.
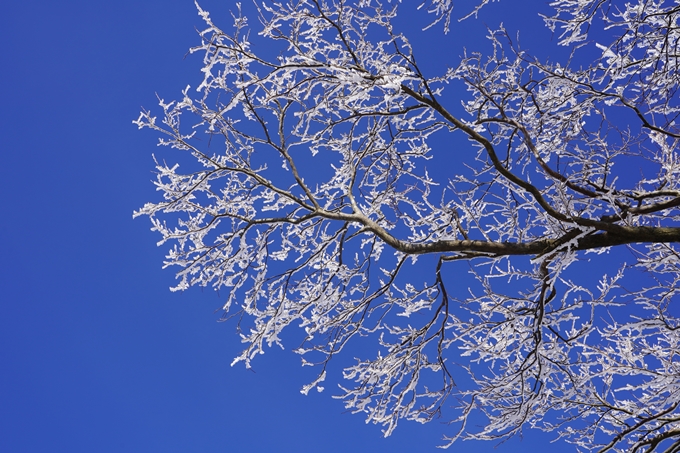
[134,0,680,451]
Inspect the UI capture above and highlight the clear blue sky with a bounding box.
[1,1,577,452]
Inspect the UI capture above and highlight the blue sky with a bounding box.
[1,1,579,452]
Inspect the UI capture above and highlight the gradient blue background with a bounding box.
[1,1,576,451]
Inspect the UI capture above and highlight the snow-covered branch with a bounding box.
[136,1,680,451]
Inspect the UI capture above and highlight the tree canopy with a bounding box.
[135,1,680,451]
